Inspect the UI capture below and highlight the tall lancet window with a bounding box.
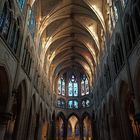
[81,74,89,96]
[17,0,25,10]
[58,77,65,96]
[68,75,78,97]
[113,3,118,22]
[0,3,11,39]
[28,9,36,38]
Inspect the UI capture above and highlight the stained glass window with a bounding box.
[81,74,89,96]
[58,77,65,96]
[113,3,118,22]
[0,4,7,30]
[0,3,11,39]
[68,100,78,109]
[82,99,90,108]
[57,99,66,108]
[68,75,78,96]
[28,9,36,38]
[17,0,25,10]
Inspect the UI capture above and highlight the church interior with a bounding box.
[0,0,140,140]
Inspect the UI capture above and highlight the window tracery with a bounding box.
[68,75,78,97]
[57,99,66,108]
[107,0,119,32]
[58,77,65,96]
[82,99,90,108]
[68,100,78,109]
[57,72,90,109]
[81,74,89,96]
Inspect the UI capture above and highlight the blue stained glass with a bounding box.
[68,100,73,108]
[17,0,25,10]
[2,11,11,39]
[0,4,7,29]
[68,100,78,109]
[68,81,72,96]
[57,99,65,108]
[68,75,78,96]
[28,9,36,38]
[74,100,78,108]
[62,79,65,96]
[74,82,78,96]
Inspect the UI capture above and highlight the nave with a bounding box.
[0,0,140,140]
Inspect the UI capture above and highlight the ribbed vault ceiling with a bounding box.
[30,0,108,90]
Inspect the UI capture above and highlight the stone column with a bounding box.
[49,120,56,140]
[103,116,111,140]
[47,123,51,140]
[0,90,15,140]
[37,122,43,140]
[100,119,105,140]
[79,121,84,140]
[109,115,124,140]
[86,125,89,140]
[63,120,68,140]
[91,120,97,140]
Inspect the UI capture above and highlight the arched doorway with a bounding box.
[56,112,66,140]
[48,111,56,140]
[83,116,92,140]
[0,66,10,140]
[0,67,9,114]
[108,95,121,140]
[5,80,27,140]
[81,113,92,140]
[119,81,134,140]
[56,116,64,140]
[67,115,79,140]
